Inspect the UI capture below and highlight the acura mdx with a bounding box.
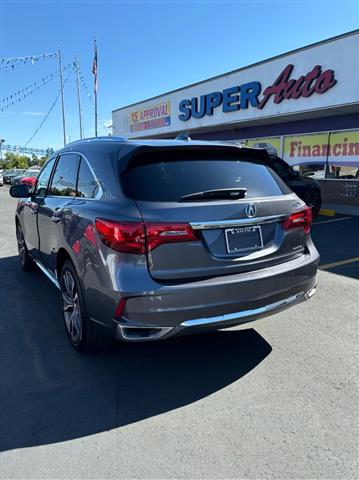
[10,137,319,351]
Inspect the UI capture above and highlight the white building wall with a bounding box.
[112,32,359,139]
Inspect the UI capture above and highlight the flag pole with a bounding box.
[93,38,98,138]
[58,48,66,146]
[75,56,83,139]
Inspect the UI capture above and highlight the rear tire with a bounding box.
[16,222,35,271]
[59,260,111,352]
[305,189,322,216]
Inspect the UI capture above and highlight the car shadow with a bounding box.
[0,255,272,452]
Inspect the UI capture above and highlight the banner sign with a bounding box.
[283,130,359,166]
[178,64,336,121]
[130,102,171,132]
[328,130,359,166]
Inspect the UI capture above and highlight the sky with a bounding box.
[1,0,358,151]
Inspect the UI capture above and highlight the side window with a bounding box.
[49,154,79,197]
[77,158,100,198]
[35,158,56,196]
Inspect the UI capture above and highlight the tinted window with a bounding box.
[122,158,291,202]
[77,159,99,198]
[49,154,79,197]
[35,158,56,196]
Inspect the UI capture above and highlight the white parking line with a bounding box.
[320,257,359,270]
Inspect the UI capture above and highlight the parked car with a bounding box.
[252,142,278,155]
[3,169,17,183]
[11,169,40,185]
[0,172,3,187]
[266,155,322,215]
[225,144,322,215]
[10,137,319,352]
[19,175,38,188]
[4,169,26,184]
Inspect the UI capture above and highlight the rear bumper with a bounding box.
[111,246,319,341]
[115,285,316,341]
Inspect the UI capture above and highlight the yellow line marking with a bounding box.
[312,216,351,225]
[319,208,336,216]
[320,257,359,270]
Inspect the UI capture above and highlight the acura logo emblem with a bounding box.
[245,203,256,218]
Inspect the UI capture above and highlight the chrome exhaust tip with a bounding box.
[306,285,317,298]
[118,324,174,341]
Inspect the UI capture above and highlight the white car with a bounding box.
[0,172,3,187]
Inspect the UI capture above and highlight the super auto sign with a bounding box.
[178,64,337,121]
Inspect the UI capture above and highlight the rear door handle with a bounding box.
[51,216,61,223]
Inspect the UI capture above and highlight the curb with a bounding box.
[318,208,336,217]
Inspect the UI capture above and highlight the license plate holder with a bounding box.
[225,225,263,253]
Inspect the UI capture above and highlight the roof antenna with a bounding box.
[175,131,191,141]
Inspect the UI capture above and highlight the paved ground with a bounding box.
[0,185,358,479]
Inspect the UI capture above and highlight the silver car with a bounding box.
[10,137,319,352]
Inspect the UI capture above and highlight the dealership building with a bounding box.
[112,30,359,207]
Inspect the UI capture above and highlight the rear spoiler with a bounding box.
[120,143,271,172]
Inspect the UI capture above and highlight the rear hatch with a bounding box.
[120,146,307,281]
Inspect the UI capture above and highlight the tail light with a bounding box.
[282,206,312,234]
[95,219,146,253]
[95,219,199,253]
[114,297,127,319]
[145,223,199,252]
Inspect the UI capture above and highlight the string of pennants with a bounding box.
[0,52,58,71]
[25,68,74,147]
[1,63,74,112]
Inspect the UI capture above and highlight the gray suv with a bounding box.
[10,137,319,352]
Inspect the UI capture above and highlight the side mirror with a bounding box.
[9,184,31,198]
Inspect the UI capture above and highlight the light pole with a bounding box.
[58,48,66,146]
[0,139,5,162]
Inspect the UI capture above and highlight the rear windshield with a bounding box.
[121,157,291,202]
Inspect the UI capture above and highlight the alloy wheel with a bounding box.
[16,225,26,266]
[62,270,83,344]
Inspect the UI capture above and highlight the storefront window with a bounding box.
[326,130,359,180]
[283,132,329,179]
[242,130,358,182]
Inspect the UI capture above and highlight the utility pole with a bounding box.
[75,56,83,139]
[0,139,5,161]
[58,48,67,146]
[92,38,98,138]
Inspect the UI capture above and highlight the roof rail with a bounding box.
[67,136,127,146]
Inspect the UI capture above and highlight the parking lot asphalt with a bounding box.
[0,185,358,479]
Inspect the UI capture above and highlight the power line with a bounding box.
[24,68,73,147]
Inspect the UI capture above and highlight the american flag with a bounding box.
[92,41,98,95]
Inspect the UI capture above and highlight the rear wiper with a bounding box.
[179,188,247,202]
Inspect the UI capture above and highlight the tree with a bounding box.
[4,152,31,169]
[39,155,49,166]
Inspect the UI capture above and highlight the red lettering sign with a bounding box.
[258,64,337,109]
